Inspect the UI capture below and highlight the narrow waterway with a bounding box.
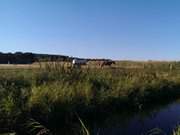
[91,100,180,135]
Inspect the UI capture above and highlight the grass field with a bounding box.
[0,61,180,135]
[1,60,180,69]
[0,64,39,69]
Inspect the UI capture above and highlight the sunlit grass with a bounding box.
[0,62,180,134]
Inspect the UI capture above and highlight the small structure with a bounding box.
[72,59,87,67]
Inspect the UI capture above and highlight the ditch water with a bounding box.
[91,100,180,135]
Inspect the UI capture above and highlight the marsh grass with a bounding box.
[0,62,180,134]
[172,126,180,135]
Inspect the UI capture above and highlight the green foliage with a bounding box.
[77,114,90,135]
[0,62,180,134]
[173,126,180,135]
[23,118,51,135]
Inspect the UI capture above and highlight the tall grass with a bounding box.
[0,62,180,134]
[173,126,180,135]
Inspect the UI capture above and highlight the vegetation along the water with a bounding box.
[1,61,180,135]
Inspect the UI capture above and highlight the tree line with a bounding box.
[0,52,71,64]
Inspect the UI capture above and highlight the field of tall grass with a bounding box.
[0,61,180,135]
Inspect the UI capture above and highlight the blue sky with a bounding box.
[0,0,180,60]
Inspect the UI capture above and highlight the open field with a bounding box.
[1,60,180,69]
[0,62,180,135]
[0,64,39,69]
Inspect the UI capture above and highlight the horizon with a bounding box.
[0,51,180,62]
[1,0,180,60]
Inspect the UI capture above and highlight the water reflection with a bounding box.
[90,101,180,135]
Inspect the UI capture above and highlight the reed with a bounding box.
[0,62,180,134]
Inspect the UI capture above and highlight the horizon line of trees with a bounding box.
[0,52,114,64]
[0,52,71,64]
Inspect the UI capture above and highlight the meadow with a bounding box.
[1,61,180,135]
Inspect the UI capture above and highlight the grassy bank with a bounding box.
[0,62,180,134]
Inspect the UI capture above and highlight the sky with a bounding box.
[0,0,180,60]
